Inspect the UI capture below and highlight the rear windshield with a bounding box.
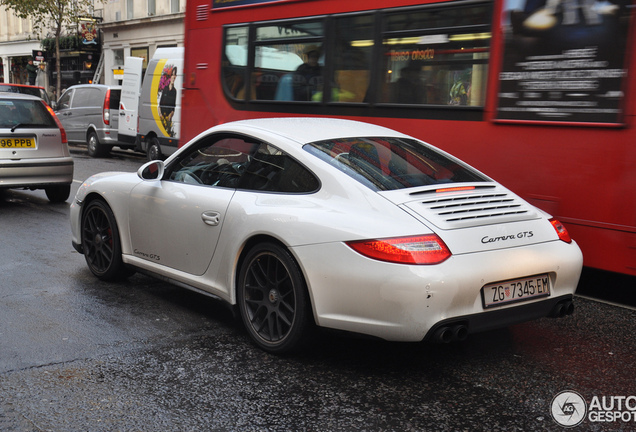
[0,99,56,129]
[304,137,487,191]
[0,85,49,103]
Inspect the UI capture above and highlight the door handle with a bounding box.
[201,211,221,226]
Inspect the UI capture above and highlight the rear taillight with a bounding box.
[45,103,67,144]
[103,89,111,125]
[550,218,572,243]
[346,234,451,265]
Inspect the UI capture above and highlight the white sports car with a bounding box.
[70,118,583,353]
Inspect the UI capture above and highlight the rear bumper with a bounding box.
[292,239,583,342]
[0,157,74,188]
[424,294,574,342]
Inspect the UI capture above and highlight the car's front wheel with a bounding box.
[81,199,132,281]
[45,185,70,203]
[237,242,311,354]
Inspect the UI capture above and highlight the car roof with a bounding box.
[0,92,42,101]
[66,84,122,90]
[0,83,47,91]
[216,117,411,144]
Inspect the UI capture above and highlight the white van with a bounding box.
[119,47,183,160]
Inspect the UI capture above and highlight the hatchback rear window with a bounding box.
[305,137,487,191]
[0,99,56,129]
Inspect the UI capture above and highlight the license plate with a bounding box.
[482,274,550,308]
[0,137,36,148]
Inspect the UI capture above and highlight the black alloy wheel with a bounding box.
[81,199,131,281]
[238,242,311,353]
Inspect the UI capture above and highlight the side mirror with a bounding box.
[137,160,165,180]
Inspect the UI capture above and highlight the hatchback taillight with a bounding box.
[45,103,67,144]
[550,218,572,243]
[346,234,452,265]
[103,89,111,125]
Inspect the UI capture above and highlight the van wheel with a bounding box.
[147,137,162,161]
[87,131,108,158]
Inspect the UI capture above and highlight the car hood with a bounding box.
[380,183,560,255]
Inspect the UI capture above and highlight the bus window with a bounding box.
[380,4,492,106]
[253,21,324,102]
[331,14,374,104]
[223,26,249,100]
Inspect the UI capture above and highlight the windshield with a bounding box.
[0,99,56,129]
[305,137,487,191]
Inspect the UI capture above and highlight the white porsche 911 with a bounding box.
[70,118,583,353]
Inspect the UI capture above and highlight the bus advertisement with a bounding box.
[182,0,636,276]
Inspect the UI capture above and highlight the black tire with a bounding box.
[86,131,110,157]
[237,242,311,354]
[147,137,162,161]
[45,185,70,203]
[81,199,133,281]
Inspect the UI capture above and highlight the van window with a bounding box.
[109,90,122,109]
[57,90,72,109]
[72,88,102,108]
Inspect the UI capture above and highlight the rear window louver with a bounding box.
[411,187,537,229]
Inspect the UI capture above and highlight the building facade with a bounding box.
[0,0,185,96]
[98,0,185,86]
[0,7,42,85]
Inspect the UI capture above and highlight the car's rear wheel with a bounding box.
[237,242,311,354]
[45,185,70,203]
[81,199,132,281]
[87,131,110,158]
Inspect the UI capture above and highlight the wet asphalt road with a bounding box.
[1,147,635,432]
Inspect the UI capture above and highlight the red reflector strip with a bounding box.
[436,186,476,193]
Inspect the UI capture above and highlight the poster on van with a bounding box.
[151,59,181,139]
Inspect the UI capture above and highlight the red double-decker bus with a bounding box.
[182,0,636,276]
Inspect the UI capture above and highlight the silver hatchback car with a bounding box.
[0,93,74,202]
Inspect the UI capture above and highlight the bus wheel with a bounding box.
[147,137,162,161]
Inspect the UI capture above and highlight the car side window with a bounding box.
[57,90,72,110]
[168,135,258,188]
[72,88,101,108]
[238,144,320,193]
[167,134,319,193]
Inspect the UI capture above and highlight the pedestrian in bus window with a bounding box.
[294,46,323,101]
[393,65,427,105]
